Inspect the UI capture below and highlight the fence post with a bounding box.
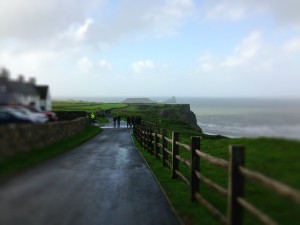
[172,131,179,178]
[154,129,159,159]
[137,126,141,143]
[190,136,201,201]
[149,128,154,154]
[139,125,142,145]
[135,125,138,142]
[133,124,136,137]
[227,145,245,225]
[162,128,168,167]
[146,128,150,153]
[142,127,146,149]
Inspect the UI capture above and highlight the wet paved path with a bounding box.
[0,122,181,225]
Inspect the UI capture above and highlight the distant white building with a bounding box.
[0,75,52,111]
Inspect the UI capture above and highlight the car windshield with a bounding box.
[14,108,31,115]
[2,108,26,117]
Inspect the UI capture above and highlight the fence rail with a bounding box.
[133,121,300,225]
[176,141,191,152]
[239,166,300,205]
[195,149,229,169]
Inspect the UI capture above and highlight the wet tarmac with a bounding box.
[0,122,181,225]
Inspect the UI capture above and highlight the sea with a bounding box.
[63,96,300,140]
[177,97,300,140]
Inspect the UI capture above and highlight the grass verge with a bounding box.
[132,134,300,225]
[0,126,101,179]
[132,135,219,225]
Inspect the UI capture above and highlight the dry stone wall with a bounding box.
[0,117,87,160]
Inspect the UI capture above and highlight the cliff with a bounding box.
[159,104,201,132]
[118,101,201,132]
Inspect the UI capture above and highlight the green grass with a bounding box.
[134,133,300,225]
[52,101,127,112]
[0,126,101,179]
[133,136,219,225]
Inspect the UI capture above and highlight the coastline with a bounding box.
[52,96,300,140]
[200,126,300,140]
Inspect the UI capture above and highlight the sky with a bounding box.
[1,0,300,98]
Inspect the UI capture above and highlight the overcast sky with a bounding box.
[1,0,300,98]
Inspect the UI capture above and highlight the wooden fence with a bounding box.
[133,122,300,225]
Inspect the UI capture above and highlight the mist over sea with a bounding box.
[66,96,300,140]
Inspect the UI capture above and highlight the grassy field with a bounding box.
[120,103,300,225]
[52,100,127,112]
[0,126,101,179]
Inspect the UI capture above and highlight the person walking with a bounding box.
[113,115,117,127]
[126,116,131,128]
[90,112,95,125]
[117,115,121,127]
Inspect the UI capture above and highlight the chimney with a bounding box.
[28,77,36,85]
[0,68,10,81]
[18,74,25,82]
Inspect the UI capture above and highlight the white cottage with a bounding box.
[0,75,52,111]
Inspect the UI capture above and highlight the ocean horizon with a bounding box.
[54,96,300,140]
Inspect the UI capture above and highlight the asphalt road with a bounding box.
[0,126,181,225]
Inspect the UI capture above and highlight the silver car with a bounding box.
[3,106,49,124]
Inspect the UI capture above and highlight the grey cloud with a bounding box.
[204,0,300,27]
[0,0,106,40]
[265,0,300,26]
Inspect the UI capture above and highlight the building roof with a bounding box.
[0,78,50,104]
[11,81,39,96]
[36,86,49,99]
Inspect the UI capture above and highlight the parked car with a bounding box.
[27,107,58,122]
[0,107,33,124]
[9,104,58,122]
[6,106,49,124]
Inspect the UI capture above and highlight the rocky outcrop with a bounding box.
[122,98,156,103]
[160,104,201,132]
[162,96,177,104]
[122,96,177,104]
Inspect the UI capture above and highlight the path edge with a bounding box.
[130,133,185,225]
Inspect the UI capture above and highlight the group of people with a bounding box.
[87,112,142,128]
[113,115,121,127]
[126,115,142,128]
[112,115,142,128]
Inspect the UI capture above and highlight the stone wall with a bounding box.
[54,111,87,121]
[0,117,87,160]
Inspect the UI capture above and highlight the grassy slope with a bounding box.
[123,103,300,225]
[0,126,101,179]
